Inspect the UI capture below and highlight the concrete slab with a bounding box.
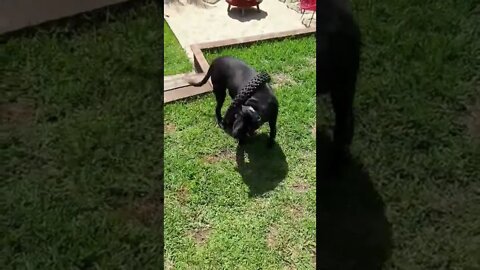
[0,0,128,34]
[164,0,312,60]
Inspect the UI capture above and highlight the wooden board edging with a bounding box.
[165,26,316,104]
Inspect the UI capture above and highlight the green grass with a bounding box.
[1,0,479,268]
[1,1,164,268]
[165,0,480,268]
[164,37,316,269]
[164,21,192,76]
[315,0,479,269]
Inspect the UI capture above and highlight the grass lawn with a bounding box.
[164,21,192,76]
[315,0,479,269]
[164,37,317,269]
[165,0,480,268]
[1,0,479,268]
[1,1,164,268]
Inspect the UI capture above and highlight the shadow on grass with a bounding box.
[316,130,392,270]
[235,134,288,197]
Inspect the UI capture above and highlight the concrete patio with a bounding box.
[164,0,314,60]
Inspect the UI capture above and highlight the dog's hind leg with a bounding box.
[213,85,227,128]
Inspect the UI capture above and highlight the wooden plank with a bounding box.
[164,73,194,91]
[164,84,212,104]
[164,72,196,81]
[191,44,210,73]
[164,72,208,91]
[0,0,128,34]
[194,27,316,50]
[178,27,316,101]
[164,79,190,91]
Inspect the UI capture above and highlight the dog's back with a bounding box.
[210,56,258,96]
[213,56,277,123]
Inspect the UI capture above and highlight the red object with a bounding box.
[299,0,316,27]
[227,0,258,8]
[226,0,262,16]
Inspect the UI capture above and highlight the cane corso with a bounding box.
[187,56,279,147]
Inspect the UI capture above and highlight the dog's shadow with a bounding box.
[235,134,288,197]
[316,130,393,270]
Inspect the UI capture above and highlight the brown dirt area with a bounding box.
[291,182,309,193]
[267,225,280,249]
[286,204,305,219]
[176,185,189,205]
[119,192,163,228]
[272,73,297,88]
[0,100,35,128]
[164,123,177,134]
[201,148,234,164]
[189,226,211,245]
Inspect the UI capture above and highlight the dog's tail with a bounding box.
[186,63,214,87]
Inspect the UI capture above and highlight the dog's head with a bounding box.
[232,105,261,140]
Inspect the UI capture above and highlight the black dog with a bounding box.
[317,0,361,156]
[187,56,279,147]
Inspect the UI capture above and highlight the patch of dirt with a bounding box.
[119,192,163,227]
[267,225,279,249]
[176,185,189,205]
[201,149,234,164]
[0,100,35,127]
[466,99,480,139]
[272,73,296,88]
[292,182,309,193]
[189,226,211,245]
[165,123,176,134]
[286,204,305,219]
[288,246,301,264]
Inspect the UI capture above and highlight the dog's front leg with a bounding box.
[268,116,277,148]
